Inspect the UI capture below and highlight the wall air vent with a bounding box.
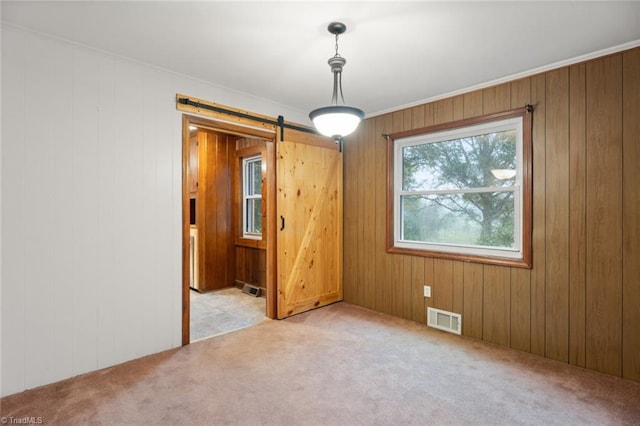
[427,307,462,335]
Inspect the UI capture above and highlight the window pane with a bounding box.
[401,192,515,249]
[251,160,262,195]
[252,198,262,233]
[246,159,262,196]
[402,130,516,191]
[245,199,262,234]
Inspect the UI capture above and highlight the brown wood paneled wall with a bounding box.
[343,46,640,382]
[197,129,236,290]
[236,246,266,288]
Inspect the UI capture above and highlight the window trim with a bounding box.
[386,106,533,268]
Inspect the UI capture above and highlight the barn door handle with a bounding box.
[280,216,285,231]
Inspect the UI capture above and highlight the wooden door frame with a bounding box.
[181,114,277,345]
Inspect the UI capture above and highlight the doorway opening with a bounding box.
[189,287,265,342]
[182,114,276,344]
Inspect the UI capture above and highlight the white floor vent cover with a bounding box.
[427,307,462,335]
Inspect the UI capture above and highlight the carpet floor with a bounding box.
[2,302,639,425]
[190,287,266,342]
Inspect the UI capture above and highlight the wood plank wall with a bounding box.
[236,247,266,288]
[197,130,236,290]
[1,27,185,395]
[343,47,640,382]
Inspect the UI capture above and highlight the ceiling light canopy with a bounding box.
[309,22,364,141]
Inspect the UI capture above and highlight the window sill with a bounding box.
[236,238,266,250]
[386,245,532,269]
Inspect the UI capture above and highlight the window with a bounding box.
[387,107,532,268]
[242,155,262,239]
[235,142,269,250]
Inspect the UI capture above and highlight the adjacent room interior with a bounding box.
[185,119,271,341]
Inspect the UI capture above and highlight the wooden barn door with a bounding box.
[276,131,343,319]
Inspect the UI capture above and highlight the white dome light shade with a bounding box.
[309,106,365,139]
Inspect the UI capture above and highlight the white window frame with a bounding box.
[387,106,533,268]
[242,155,262,240]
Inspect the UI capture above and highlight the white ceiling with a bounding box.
[3,1,640,119]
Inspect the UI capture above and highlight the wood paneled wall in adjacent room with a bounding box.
[236,246,267,288]
[343,47,640,382]
[197,130,236,290]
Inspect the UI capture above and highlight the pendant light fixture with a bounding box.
[309,22,365,141]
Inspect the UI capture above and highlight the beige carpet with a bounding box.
[2,302,639,425]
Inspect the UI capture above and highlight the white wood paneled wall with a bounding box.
[0,26,306,397]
